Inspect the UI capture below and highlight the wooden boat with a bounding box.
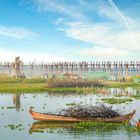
[29,109,136,123]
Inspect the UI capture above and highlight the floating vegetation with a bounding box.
[58,104,120,119]
[5,124,23,130]
[66,103,76,106]
[47,128,54,133]
[7,106,16,109]
[73,122,124,131]
[127,127,140,134]
[101,98,133,104]
[1,106,4,109]
[33,95,36,98]
[29,106,34,109]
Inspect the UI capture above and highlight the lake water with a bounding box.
[0,88,140,140]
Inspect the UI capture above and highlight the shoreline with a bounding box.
[0,79,139,93]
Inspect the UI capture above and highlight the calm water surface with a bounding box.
[0,88,140,140]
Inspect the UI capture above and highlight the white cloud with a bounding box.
[17,0,140,60]
[0,49,17,61]
[108,31,140,51]
[0,26,37,39]
[53,18,65,25]
[65,22,115,45]
[32,0,84,19]
[0,48,69,62]
[79,47,128,57]
[64,21,140,51]
[60,21,140,60]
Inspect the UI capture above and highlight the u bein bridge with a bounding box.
[0,57,140,80]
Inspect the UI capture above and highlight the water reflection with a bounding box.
[29,121,140,138]
[0,87,140,140]
[9,87,140,111]
[29,121,74,134]
[96,87,140,96]
[12,94,21,111]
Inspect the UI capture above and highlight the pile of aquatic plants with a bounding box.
[47,78,102,88]
[58,104,120,119]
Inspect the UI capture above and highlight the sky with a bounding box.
[0,0,140,62]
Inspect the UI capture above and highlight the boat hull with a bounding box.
[29,109,135,123]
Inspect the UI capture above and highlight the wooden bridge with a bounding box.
[0,61,140,80]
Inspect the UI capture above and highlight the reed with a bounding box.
[46,78,102,88]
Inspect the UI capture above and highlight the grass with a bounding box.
[47,87,96,93]
[0,74,140,93]
[108,82,140,88]
[101,98,133,104]
[114,94,124,97]
[0,83,96,93]
[131,94,140,99]
[0,82,139,93]
[0,83,47,93]
[0,74,48,93]
[99,80,140,88]
[0,76,47,83]
[0,74,98,93]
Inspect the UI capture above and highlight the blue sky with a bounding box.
[0,0,140,62]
